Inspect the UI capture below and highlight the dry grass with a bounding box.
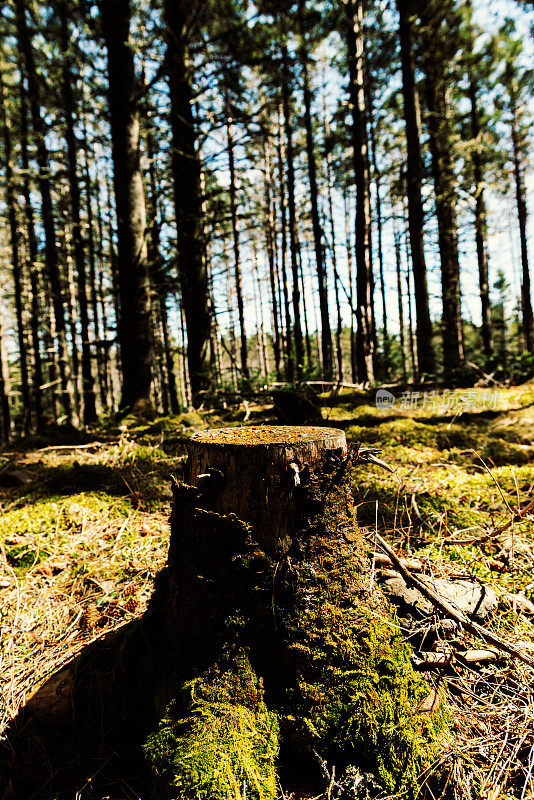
[0,430,173,732]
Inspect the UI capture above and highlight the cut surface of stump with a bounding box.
[186,425,346,554]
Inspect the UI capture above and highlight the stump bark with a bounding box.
[186,425,346,553]
[3,426,448,800]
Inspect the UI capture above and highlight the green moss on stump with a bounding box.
[274,485,449,795]
[144,478,449,799]
[144,649,279,800]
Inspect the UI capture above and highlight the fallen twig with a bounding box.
[445,497,534,546]
[370,552,424,572]
[36,441,106,452]
[412,649,498,668]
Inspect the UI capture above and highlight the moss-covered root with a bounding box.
[143,648,279,800]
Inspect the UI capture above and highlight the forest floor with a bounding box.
[1,382,534,798]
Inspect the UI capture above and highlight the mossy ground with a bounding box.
[1,384,533,798]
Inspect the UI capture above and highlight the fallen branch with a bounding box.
[412,649,498,668]
[36,441,107,452]
[445,497,534,546]
[371,553,424,572]
[373,531,534,668]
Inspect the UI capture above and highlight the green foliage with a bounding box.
[144,650,279,800]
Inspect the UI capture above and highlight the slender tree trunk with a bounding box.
[366,89,389,374]
[0,298,11,442]
[104,168,121,409]
[225,111,249,380]
[298,245,312,368]
[62,219,81,412]
[394,216,408,384]
[0,74,31,433]
[15,0,76,422]
[164,0,211,401]
[144,107,180,415]
[262,130,282,380]
[343,186,357,383]
[18,68,44,427]
[281,45,305,379]
[402,198,419,381]
[468,73,492,359]
[58,0,97,423]
[102,0,153,412]
[92,156,112,408]
[324,147,343,381]
[462,0,492,360]
[509,79,534,354]
[299,18,333,379]
[420,2,464,380]
[345,0,374,383]
[397,0,436,377]
[277,105,294,379]
[333,263,343,382]
[405,267,417,381]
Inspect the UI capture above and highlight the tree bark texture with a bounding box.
[58,0,97,423]
[164,0,212,401]
[0,74,31,433]
[345,0,375,383]
[397,0,436,377]
[299,27,333,381]
[101,0,154,412]
[420,1,464,380]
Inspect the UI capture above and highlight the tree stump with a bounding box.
[186,425,346,554]
[4,426,448,800]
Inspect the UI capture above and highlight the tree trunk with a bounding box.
[262,129,282,381]
[63,220,81,413]
[324,149,343,381]
[226,111,249,381]
[144,107,180,415]
[0,73,31,433]
[509,78,534,354]
[59,0,97,423]
[281,46,305,379]
[462,5,493,363]
[394,216,408,384]
[299,244,313,369]
[420,2,464,381]
[18,67,44,428]
[0,303,10,442]
[397,0,436,377]
[343,185,357,383]
[468,72,492,360]
[90,151,111,409]
[101,0,153,413]
[299,23,333,380]
[164,0,211,401]
[345,0,374,383]
[406,266,417,381]
[60,0,96,425]
[15,0,76,423]
[277,107,294,380]
[367,88,389,375]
